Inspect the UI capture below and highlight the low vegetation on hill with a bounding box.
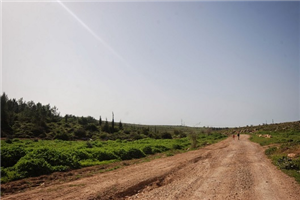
[249,121,300,183]
[1,93,227,184]
[1,93,226,141]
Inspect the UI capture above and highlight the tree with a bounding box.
[1,92,13,136]
[102,118,109,133]
[111,112,115,132]
[65,114,68,123]
[119,120,123,130]
[0,92,8,123]
[99,116,102,126]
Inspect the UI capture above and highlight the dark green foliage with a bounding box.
[161,132,173,139]
[5,138,12,144]
[277,156,300,170]
[86,141,93,148]
[15,158,52,177]
[142,146,153,155]
[72,149,91,160]
[75,128,86,138]
[119,120,123,130]
[126,148,145,159]
[152,145,170,153]
[90,149,118,161]
[113,149,129,160]
[1,93,13,136]
[54,131,70,140]
[99,116,102,126]
[1,146,26,167]
[78,117,88,125]
[1,167,7,177]
[102,119,109,132]
[24,147,80,169]
[85,123,98,132]
[113,148,145,160]
[172,143,183,150]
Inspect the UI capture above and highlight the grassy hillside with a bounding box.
[249,121,300,183]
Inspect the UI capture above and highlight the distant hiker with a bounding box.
[237,132,240,140]
[232,134,235,140]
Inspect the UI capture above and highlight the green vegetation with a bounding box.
[249,122,300,183]
[1,93,227,141]
[0,92,227,183]
[1,133,226,183]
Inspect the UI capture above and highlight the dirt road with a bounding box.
[2,135,300,200]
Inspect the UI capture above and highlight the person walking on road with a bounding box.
[237,132,240,140]
[232,134,235,140]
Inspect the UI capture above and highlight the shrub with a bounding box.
[86,141,93,148]
[25,147,80,169]
[127,148,145,159]
[189,131,198,148]
[90,149,118,161]
[75,128,86,138]
[1,167,7,177]
[277,156,300,170]
[113,148,145,160]
[1,146,26,167]
[161,132,172,139]
[54,131,70,140]
[15,158,52,177]
[114,149,129,160]
[5,138,12,144]
[172,144,183,150]
[142,146,153,155]
[265,147,277,155]
[85,123,98,132]
[152,145,170,153]
[72,149,91,160]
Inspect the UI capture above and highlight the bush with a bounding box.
[54,131,70,140]
[85,123,98,132]
[172,144,183,150]
[25,147,80,169]
[1,167,7,177]
[90,149,118,161]
[1,146,26,167]
[5,138,12,144]
[142,146,153,155]
[277,156,300,170]
[189,132,198,148]
[161,132,172,139]
[113,148,145,160]
[75,128,86,138]
[152,145,170,153]
[114,149,129,160]
[265,147,277,155]
[15,158,52,177]
[72,149,91,160]
[127,148,145,159]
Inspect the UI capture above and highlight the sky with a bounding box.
[2,0,299,127]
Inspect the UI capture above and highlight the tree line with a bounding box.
[1,93,174,141]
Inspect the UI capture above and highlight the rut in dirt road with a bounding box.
[117,135,300,200]
[2,135,300,200]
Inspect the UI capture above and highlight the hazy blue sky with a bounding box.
[2,1,299,127]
